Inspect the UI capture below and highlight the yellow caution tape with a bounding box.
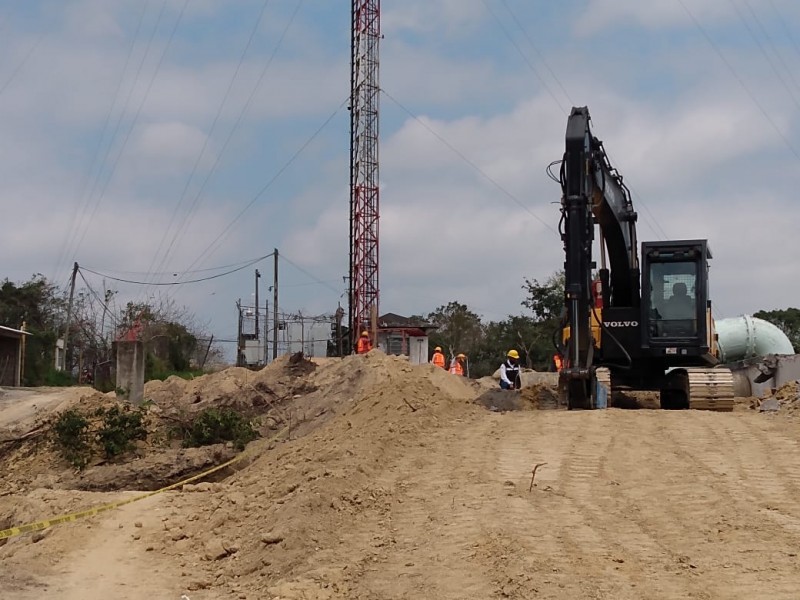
[0,426,288,541]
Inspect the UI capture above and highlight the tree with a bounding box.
[0,275,67,385]
[426,302,483,360]
[753,308,800,352]
[519,270,565,371]
[521,271,564,322]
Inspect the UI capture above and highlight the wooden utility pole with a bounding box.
[62,262,79,372]
[272,249,279,360]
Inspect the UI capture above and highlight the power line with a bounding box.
[730,0,800,111]
[144,0,274,289]
[82,255,276,278]
[0,31,44,98]
[80,252,275,286]
[742,0,800,93]
[483,1,668,241]
[678,0,800,162]
[60,0,167,276]
[77,269,121,327]
[481,0,569,114]
[171,98,346,286]
[381,88,558,235]
[150,0,305,292]
[53,0,151,281]
[279,254,342,296]
[72,0,190,265]
[768,0,800,60]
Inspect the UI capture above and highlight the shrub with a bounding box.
[96,404,148,458]
[52,410,91,469]
[183,408,258,450]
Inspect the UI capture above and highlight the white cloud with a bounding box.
[383,0,486,36]
[132,121,212,170]
[574,0,800,35]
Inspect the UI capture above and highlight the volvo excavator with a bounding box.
[555,106,734,411]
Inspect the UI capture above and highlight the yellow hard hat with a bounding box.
[361,331,369,337]
[456,353,466,359]
[434,346,442,352]
[507,349,520,359]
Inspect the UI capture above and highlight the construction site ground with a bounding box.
[2,353,800,599]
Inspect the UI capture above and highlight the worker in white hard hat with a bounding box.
[500,349,521,390]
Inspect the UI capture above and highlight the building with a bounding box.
[0,325,32,387]
[377,313,437,365]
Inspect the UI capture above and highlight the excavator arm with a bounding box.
[560,106,640,407]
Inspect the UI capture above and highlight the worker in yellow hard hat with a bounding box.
[449,353,467,376]
[500,349,521,390]
[431,346,446,369]
[356,330,372,354]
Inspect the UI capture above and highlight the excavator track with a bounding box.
[685,367,735,412]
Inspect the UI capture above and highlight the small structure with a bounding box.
[0,325,32,387]
[377,313,437,365]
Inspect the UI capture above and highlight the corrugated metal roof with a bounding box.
[0,325,32,337]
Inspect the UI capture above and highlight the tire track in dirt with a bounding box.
[655,411,800,599]
[353,417,502,599]
[555,411,707,600]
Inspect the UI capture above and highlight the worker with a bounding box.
[664,282,695,319]
[431,346,446,369]
[356,331,372,354]
[449,353,466,376]
[500,349,521,390]
[553,353,564,372]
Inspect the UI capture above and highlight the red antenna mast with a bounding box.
[349,0,380,350]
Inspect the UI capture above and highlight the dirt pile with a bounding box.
[132,350,482,598]
[749,380,800,413]
[0,355,328,493]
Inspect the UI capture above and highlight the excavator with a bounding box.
[554,106,734,411]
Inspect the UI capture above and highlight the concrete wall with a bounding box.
[115,340,145,404]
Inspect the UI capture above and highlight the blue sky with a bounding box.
[2,0,800,348]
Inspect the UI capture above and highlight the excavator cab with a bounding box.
[641,240,715,365]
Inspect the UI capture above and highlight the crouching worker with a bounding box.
[500,349,521,390]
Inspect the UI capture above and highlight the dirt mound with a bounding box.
[132,350,483,598]
[475,383,561,412]
[749,380,800,414]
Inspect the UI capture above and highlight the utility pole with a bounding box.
[335,305,344,356]
[62,262,79,372]
[264,296,269,364]
[254,269,261,339]
[236,299,243,367]
[272,248,279,360]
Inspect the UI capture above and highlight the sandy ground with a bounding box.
[2,355,799,599]
[0,387,93,433]
[4,408,800,599]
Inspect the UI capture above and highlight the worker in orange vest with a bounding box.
[431,346,446,369]
[449,353,466,376]
[356,331,372,354]
[553,353,564,372]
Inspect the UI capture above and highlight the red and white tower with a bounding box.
[349,0,380,349]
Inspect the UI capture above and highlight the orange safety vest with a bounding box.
[356,337,372,354]
[553,354,563,371]
[432,352,445,368]
[450,360,464,376]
